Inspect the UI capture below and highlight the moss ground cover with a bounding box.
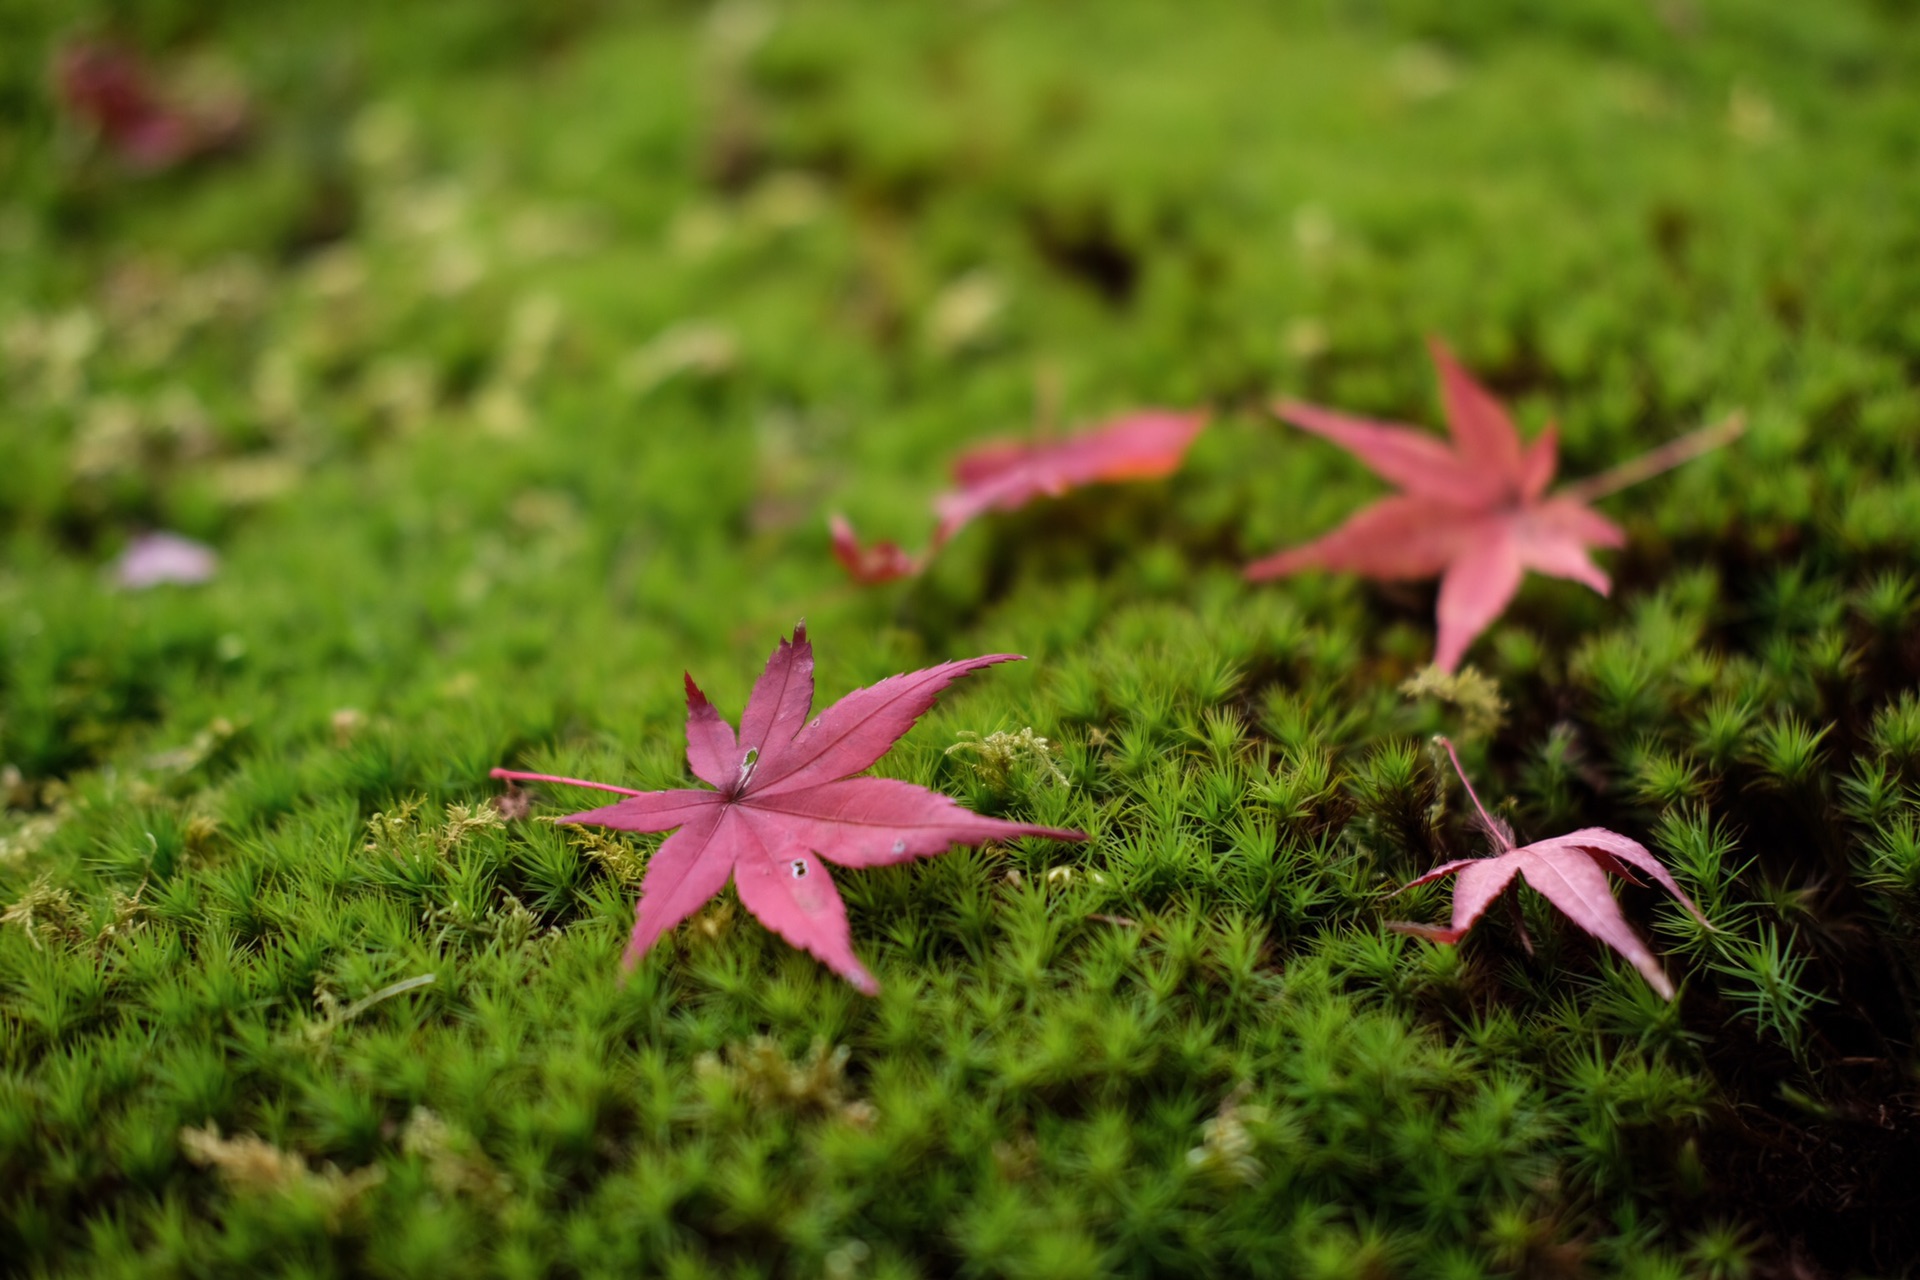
[4,1,1920,1274]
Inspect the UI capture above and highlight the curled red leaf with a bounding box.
[833,409,1206,585]
[829,514,922,585]
[1390,737,1711,999]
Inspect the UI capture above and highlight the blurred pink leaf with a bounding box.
[54,41,246,172]
[833,409,1207,585]
[1247,339,1623,672]
[829,514,921,586]
[494,625,1083,992]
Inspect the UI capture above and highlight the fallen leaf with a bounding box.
[493,626,1083,992]
[1247,339,1741,671]
[828,515,919,585]
[1390,737,1711,998]
[832,409,1207,584]
[54,41,246,172]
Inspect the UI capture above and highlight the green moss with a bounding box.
[5,0,1920,1274]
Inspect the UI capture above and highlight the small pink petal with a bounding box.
[115,532,218,589]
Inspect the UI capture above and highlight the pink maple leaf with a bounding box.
[1246,339,1742,672]
[1390,737,1711,999]
[493,626,1084,993]
[833,409,1207,584]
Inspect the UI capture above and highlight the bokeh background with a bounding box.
[4,3,1919,1276]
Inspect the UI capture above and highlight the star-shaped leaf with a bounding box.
[494,627,1084,993]
[1247,339,1740,671]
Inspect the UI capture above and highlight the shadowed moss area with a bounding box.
[4,1,1920,1275]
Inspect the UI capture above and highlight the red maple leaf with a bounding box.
[493,626,1083,993]
[53,41,246,172]
[1246,339,1742,672]
[1391,738,1711,999]
[832,409,1207,584]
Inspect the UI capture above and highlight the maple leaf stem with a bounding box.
[1434,736,1505,847]
[488,768,648,798]
[1555,412,1746,506]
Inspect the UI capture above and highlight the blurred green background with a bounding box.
[4,2,1920,1275]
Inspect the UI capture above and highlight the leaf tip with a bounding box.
[1268,398,1315,429]
[1243,552,1299,582]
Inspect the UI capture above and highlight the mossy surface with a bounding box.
[5,2,1920,1275]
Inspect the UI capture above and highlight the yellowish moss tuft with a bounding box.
[945,726,1068,788]
[1399,664,1509,740]
[1185,1083,1268,1186]
[179,1123,385,1227]
[696,1036,876,1128]
[400,1107,512,1204]
[2,875,82,950]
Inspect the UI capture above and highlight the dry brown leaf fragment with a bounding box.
[179,1123,385,1227]
[400,1108,511,1203]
